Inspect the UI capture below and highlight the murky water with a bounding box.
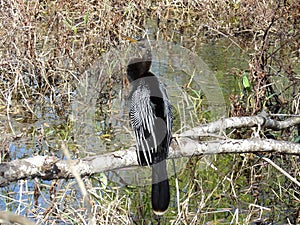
[197,38,249,99]
[64,39,249,190]
[5,37,294,223]
[2,38,245,178]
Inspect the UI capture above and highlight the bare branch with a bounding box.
[180,115,300,136]
[0,115,299,187]
[0,211,35,225]
[0,138,299,187]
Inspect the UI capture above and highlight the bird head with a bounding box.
[125,36,153,82]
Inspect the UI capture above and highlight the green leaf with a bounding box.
[84,12,89,24]
[242,74,251,89]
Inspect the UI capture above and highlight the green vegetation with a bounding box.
[0,0,299,224]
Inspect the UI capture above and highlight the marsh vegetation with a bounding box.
[0,0,299,224]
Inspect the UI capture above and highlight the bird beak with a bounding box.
[122,35,138,43]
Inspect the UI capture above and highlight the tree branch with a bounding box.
[0,115,299,187]
[0,211,35,225]
[0,138,299,187]
[180,115,300,136]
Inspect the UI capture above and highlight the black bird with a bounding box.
[126,40,173,215]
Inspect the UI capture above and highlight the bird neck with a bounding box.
[126,60,153,82]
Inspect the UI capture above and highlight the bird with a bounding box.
[126,39,173,215]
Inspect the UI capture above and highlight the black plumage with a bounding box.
[127,40,173,215]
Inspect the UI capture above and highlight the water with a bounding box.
[1,38,244,184]
[4,37,294,224]
[52,38,252,198]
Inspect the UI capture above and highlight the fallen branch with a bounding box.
[0,138,299,187]
[180,114,300,136]
[0,115,299,187]
[0,211,35,225]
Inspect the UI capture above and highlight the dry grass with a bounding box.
[0,0,299,224]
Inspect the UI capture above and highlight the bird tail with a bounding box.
[151,160,170,215]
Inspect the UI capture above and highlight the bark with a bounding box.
[0,211,35,225]
[0,115,299,187]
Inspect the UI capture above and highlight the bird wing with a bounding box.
[159,80,173,146]
[129,84,157,166]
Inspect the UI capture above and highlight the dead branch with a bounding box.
[180,114,300,136]
[0,138,299,187]
[0,115,299,187]
[0,211,35,225]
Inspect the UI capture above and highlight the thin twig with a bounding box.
[261,156,300,187]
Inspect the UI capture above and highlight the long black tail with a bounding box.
[151,160,170,215]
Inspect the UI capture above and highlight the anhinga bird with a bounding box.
[127,39,173,215]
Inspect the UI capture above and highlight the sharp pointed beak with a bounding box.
[122,35,138,43]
